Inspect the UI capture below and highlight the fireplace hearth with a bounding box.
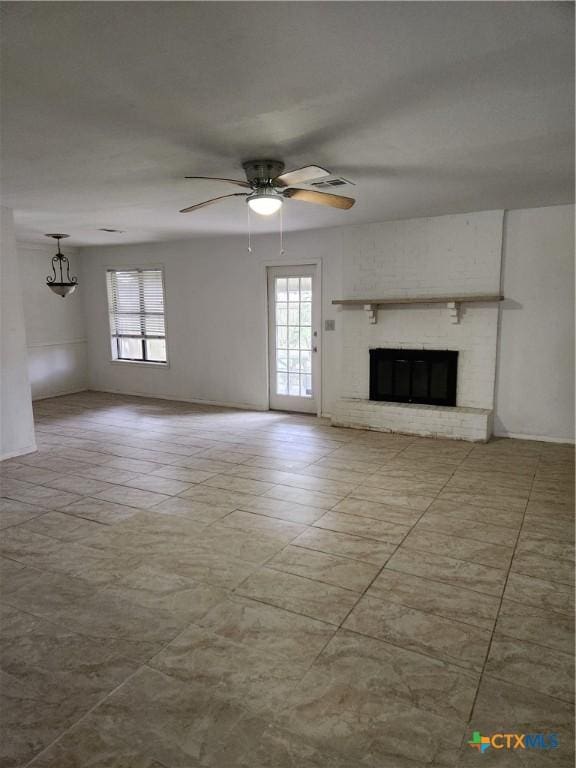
[369,348,458,407]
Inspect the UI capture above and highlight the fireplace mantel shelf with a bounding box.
[331,294,504,324]
[332,294,504,306]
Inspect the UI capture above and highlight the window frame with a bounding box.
[105,266,169,367]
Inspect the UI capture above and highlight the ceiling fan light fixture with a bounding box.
[179,161,355,216]
[247,191,283,216]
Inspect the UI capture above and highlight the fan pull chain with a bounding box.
[279,204,285,255]
[247,204,252,253]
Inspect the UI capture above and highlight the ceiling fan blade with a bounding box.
[283,188,355,209]
[179,193,248,213]
[184,176,251,189]
[273,165,331,187]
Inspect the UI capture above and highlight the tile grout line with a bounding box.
[226,439,424,625]
[332,441,488,756]
[327,443,465,635]
[462,449,541,728]
[22,662,151,768]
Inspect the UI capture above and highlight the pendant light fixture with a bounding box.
[45,234,78,297]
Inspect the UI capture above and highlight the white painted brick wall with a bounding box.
[341,210,503,299]
[333,399,492,442]
[334,210,504,434]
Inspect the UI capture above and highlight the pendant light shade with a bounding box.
[45,234,78,297]
[48,283,77,297]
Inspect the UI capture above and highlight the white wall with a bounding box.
[0,208,36,459]
[81,228,344,412]
[80,204,574,442]
[17,242,87,400]
[82,235,271,409]
[495,205,574,442]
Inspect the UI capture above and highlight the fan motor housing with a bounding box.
[242,159,285,187]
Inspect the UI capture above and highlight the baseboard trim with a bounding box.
[493,430,575,445]
[33,386,89,402]
[88,387,268,412]
[1,442,37,461]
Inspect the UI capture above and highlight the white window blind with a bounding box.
[106,268,167,363]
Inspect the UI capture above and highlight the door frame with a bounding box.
[262,259,322,416]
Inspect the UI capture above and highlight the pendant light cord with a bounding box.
[247,205,252,253]
[247,202,285,255]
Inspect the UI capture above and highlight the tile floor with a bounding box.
[0,391,574,767]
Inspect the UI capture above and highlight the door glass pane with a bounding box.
[288,278,299,301]
[395,361,410,397]
[288,327,300,349]
[288,373,300,395]
[300,374,312,397]
[300,327,311,350]
[273,275,314,398]
[412,360,429,398]
[300,277,312,301]
[430,362,449,400]
[277,372,288,395]
[288,349,300,371]
[288,304,299,325]
[276,278,288,301]
[276,327,287,348]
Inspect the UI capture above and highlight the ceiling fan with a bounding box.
[179,159,355,216]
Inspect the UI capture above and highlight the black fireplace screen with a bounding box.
[369,348,458,407]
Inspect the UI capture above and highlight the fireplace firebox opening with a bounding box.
[369,348,458,407]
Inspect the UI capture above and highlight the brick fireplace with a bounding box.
[329,210,504,442]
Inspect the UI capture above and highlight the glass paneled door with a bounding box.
[268,265,319,413]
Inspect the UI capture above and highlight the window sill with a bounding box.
[110,359,169,369]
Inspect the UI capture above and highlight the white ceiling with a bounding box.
[1,2,573,246]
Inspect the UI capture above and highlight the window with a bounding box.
[106,268,167,363]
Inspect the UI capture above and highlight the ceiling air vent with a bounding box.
[99,228,125,233]
[309,176,355,189]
